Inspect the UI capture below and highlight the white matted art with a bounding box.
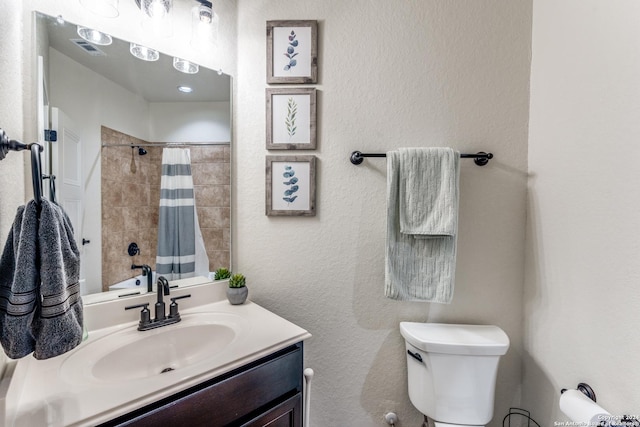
[267,20,318,84]
[266,155,316,216]
[266,88,317,150]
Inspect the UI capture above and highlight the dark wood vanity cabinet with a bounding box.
[100,343,304,427]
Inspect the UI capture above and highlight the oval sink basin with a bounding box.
[61,312,247,384]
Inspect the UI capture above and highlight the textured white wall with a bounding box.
[235,1,532,425]
[524,0,640,423]
[0,3,27,239]
[0,0,26,390]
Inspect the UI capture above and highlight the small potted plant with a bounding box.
[213,267,231,280]
[227,273,248,305]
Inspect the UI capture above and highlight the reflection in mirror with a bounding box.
[36,12,231,300]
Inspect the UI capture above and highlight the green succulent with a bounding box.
[214,267,231,280]
[229,273,246,288]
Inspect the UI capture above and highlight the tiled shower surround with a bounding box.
[101,126,231,291]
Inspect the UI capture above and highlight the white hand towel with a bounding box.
[385,147,460,303]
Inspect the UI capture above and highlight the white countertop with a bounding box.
[3,288,311,427]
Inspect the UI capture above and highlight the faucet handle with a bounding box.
[125,303,151,328]
[169,294,191,319]
[170,294,191,303]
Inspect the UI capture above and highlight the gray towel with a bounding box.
[385,147,460,303]
[32,199,83,359]
[0,202,39,358]
[0,199,83,360]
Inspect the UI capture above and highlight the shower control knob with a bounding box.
[128,242,140,256]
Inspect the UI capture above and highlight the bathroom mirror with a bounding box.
[35,12,231,300]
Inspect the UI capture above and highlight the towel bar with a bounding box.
[0,127,44,206]
[350,150,493,166]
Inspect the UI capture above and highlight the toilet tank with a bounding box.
[400,323,509,426]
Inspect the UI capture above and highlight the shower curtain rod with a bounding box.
[102,142,230,148]
[349,150,493,166]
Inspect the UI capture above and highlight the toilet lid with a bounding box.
[400,322,509,356]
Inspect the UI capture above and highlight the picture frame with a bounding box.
[266,88,317,150]
[267,20,318,84]
[266,155,316,216]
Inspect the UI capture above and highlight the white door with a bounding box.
[51,107,86,287]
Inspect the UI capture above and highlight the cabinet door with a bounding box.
[242,393,302,427]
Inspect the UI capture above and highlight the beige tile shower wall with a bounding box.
[101,127,231,290]
[191,145,231,272]
[101,127,159,290]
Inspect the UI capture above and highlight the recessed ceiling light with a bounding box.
[77,26,113,46]
[130,43,159,61]
[177,86,193,93]
[173,57,199,74]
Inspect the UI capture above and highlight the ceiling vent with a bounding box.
[70,38,106,57]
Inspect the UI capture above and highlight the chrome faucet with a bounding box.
[125,276,191,331]
[131,264,153,292]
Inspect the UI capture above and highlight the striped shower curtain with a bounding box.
[156,148,209,281]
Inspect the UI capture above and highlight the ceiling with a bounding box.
[41,14,231,103]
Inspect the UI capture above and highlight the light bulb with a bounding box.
[198,4,212,23]
[130,43,159,61]
[142,0,172,19]
[77,26,113,45]
[173,57,199,74]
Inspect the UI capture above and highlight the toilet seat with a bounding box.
[434,422,483,427]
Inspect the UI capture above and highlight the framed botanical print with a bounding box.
[266,88,317,150]
[267,20,318,84]
[266,155,316,216]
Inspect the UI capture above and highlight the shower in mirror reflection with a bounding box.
[129,146,147,173]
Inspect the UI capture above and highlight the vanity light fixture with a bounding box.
[79,0,120,18]
[140,0,172,19]
[136,0,173,37]
[177,86,194,93]
[173,57,199,74]
[77,26,113,46]
[196,0,213,23]
[191,0,218,48]
[129,43,159,61]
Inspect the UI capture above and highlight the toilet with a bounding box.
[400,322,510,427]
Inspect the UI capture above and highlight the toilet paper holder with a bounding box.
[561,383,639,426]
[561,382,597,402]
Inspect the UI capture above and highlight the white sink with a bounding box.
[61,312,247,384]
